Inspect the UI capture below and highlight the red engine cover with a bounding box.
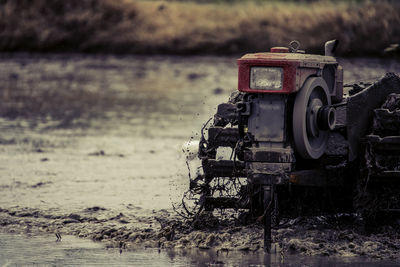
[237,52,338,94]
[238,53,299,94]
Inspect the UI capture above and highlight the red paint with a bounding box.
[237,53,300,94]
[270,47,289,53]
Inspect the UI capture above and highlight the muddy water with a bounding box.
[0,55,236,215]
[0,54,400,264]
[0,233,396,266]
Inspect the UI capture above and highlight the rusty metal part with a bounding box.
[244,147,294,163]
[202,159,245,178]
[208,127,240,148]
[214,103,238,126]
[247,162,292,174]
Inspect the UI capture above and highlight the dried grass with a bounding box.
[0,0,399,55]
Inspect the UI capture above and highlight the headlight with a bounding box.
[250,67,283,90]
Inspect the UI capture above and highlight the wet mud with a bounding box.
[1,207,399,260]
[0,54,400,261]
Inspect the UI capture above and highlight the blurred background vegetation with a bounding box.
[0,0,399,56]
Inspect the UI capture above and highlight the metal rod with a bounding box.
[263,185,272,253]
[332,101,347,107]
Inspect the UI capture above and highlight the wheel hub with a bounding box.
[307,98,323,138]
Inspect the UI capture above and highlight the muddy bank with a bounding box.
[0,54,400,261]
[1,207,399,260]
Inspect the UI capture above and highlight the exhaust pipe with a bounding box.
[324,40,339,56]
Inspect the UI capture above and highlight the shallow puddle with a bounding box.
[0,232,398,266]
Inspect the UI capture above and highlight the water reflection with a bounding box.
[0,233,398,267]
